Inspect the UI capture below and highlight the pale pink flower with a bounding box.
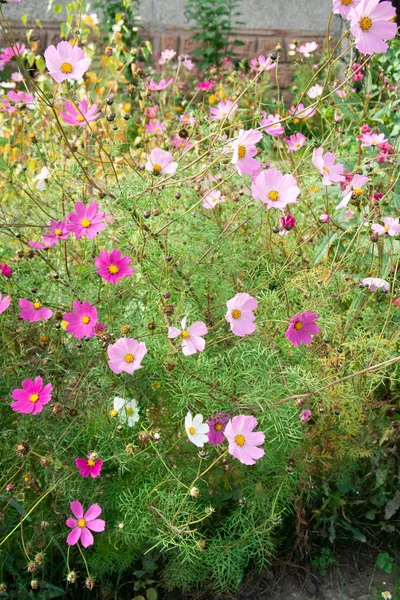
[182,55,195,71]
[307,84,324,99]
[168,315,208,356]
[148,78,174,91]
[349,0,397,55]
[312,147,345,185]
[170,134,193,150]
[67,201,106,240]
[299,409,313,422]
[360,277,389,292]
[289,103,316,120]
[44,41,90,83]
[224,415,265,465]
[361,133,387,147]
[60,100,100,126]
[225,293,258,337]
[0,292,11,314]
[210,100,238,120]
[202,189,225,209]
[285,132,306,153]
[260,113,285,136]
[336,174,369,209]
[333,0,361,18]
[250,55,276,72]
[107,338,147,374]
[0,90,34,113]
[320,213,330,223]
[144,105,158,118]
[252,168,300,210]
[145,148,177,175]
[298,42,318,56]
[158,49,176,64]
[371,217,400,237]
[145,119,167,135]
[179,113,196,125]
[336,89,347,99]
[231,129,262,176]
[19,298,53,322]
[11,72,24,82]
[285,311,319,346]
[66,501,105,547]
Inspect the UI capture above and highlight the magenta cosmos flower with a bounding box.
[333,0,360,18]
[60,100,100,126]
[312,147,345,186]
[260,113,285,136]
[66,501,105,548]
[210,100,238,121]
[63,301,98,339]
[336,174,369,209]
[0,293,11,314]
[19,298,53,322]
[1,263,12,278]
[285,133,306,153]
[94,249,134,284]
[372,217,400,237]
[224,415,265,466]
[197,80,214,91]
[44,41,90,83]
[225,293,258,337]
[44,219,70,245]
[75,453,103,478]
[67,201,106,240]
[299,409,313,422]
[11,377,52,415]
[231,129,262,176]
[252,168,300,210]
[145,148,178,175]
[206,413,230,445]
[0,43,25,63]
[168,315,208,356]
[285,311,319,346]
[107,338,148,374]
[349,0,397,55]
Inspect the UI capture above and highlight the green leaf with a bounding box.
[146,588,158,600]
[313,232,339,265]
[54,4,64,15]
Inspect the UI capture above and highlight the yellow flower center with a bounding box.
[295,143,301,147]
[110,409,118,417]
[153,164,162,174]
[237,145,246,159]
[214,423,223,431]
[341,0,353,4]
[126,407,134,416]
[353,187,363,196]
[268,190,280,202]
[81,219,91,228]
[61,320,69,329]
[323,167,330,174]
[77,518,86,528]
[87,459,97,467]
[81,315,90,324]
[96,327,104,335]
[108,264,119,274]
[125,353,134,363]
[76,115,85,122]
[384,225,390,231]
[33,301,41,310]
[294,321,304,330]
[60,62,73,74]
[188,426,196,435]
[235,434,246,447]
[360,16,372,31]
[29,393,39,403]
[232,309,241,319]
[181,330,190,339]
[55,229,62,236]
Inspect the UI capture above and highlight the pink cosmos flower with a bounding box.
[44,41,90,83]
[94,249,134,284]
[210,100,238,120]
[352,62,364,80]
[281,214,296,231]
[66,501,105,548]
[60,100,100,126]
[168,315,208,355]
[75,453,103,478]
[307,84,324,99]
[298,42,318,56]
[41,219,70,246]
[107,338,148,374]
[225,293,258,337]
[349,0,397,55]
[320,213,330,223]
[179,113,196,125]
[336,174,369,209]
[11,72,24,82]
[360,277,389,292]
[312,147,345,186]
[93,322,106,336]
[0,43,25,63]
[63,301,98,339]
[361,133,387,147]
[224,415,265,465]
[206,413,230,445]
[1,263,13,278]
[158,49,176,64]
[0,292,11,314]
[252,168,300,211]
[202,189,225,209]
[145,148,178,175]
[300,409,313,422]
[371,217,400,237]
[145,119,167,135]
[182,55,194,71]
[197,80,214,91]
[170,134,194,150]
[335,114,343,122]
[0,90,34,113]
[148,78,174,91]
[67,202,106,240]
[28,238,58,250]
[250,55,276,72]
[333,0,361,18]
[285,311,319,346]
[260,113,285,136]
[144,105,158,118]
[377,141,394,164]
[11,377,52,415]
[231,129,262,176]
[289,103,316,120]
[285,132,306,153]
[336,90,347,99]
[19,298,53,322]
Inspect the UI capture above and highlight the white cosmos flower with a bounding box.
[185,412,209,447]
[113,397,140,427]
[34,167,50,191]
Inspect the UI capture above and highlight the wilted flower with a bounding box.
[299,409,313,422]
[206,413,230,445]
